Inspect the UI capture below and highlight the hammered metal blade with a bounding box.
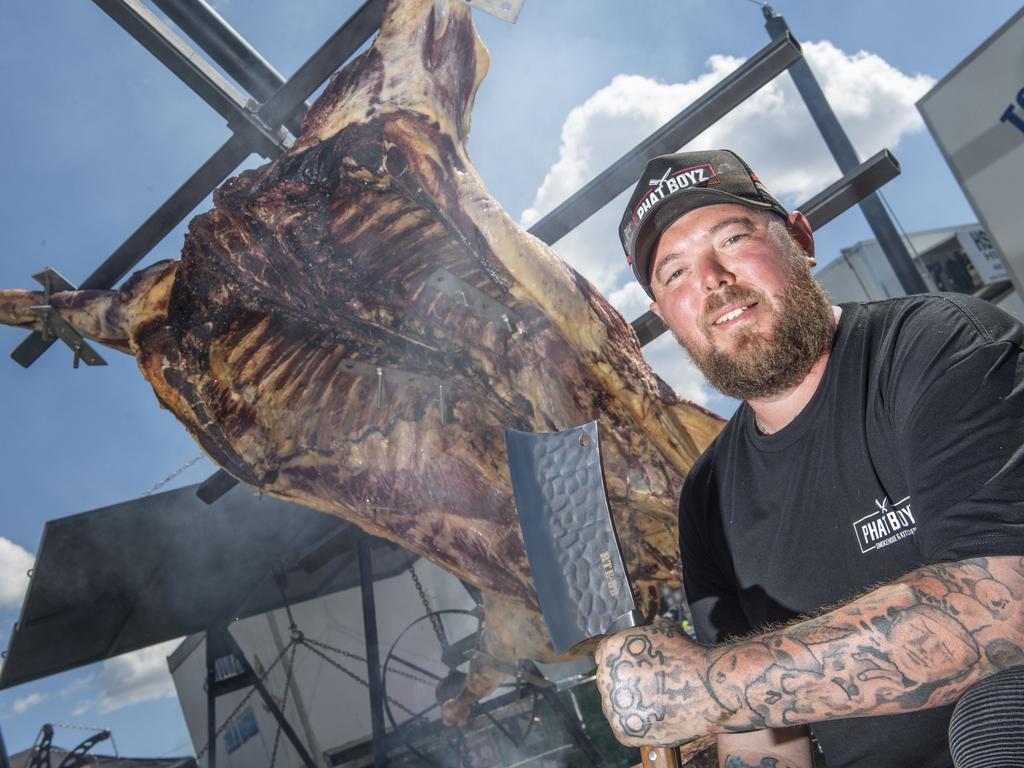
[505,421,638,655]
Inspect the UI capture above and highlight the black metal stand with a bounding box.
[520,661,606,767]
[358,535,389,767]
[763,5,928,295]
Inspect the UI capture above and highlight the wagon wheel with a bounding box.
[381,608,540,767]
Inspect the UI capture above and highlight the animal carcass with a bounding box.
[0,0,722,742]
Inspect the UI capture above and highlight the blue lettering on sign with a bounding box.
[1000,87,1024,134]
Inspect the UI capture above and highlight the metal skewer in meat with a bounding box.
[0,0,723,740]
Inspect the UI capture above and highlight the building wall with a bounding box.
[815,224,1023,323]
[169,558,480,768]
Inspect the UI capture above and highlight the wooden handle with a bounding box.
[640,745,682,768]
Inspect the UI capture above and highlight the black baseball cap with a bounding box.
[619,149,788,299]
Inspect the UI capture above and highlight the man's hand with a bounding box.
[595,618,718,747]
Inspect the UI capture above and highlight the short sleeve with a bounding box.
[888,297,1024,562]
[679,451,753,644]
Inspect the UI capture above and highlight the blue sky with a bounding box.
[0,0,1019,759]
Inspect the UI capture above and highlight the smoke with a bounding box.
[520,40,934,407]
[0,537,34,610]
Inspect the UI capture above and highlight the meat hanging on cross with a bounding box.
[0,0,723,748]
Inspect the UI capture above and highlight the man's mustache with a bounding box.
[701,286,769,328]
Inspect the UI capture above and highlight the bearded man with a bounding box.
[594,149,1024,767]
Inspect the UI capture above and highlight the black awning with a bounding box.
[0,483,417,690]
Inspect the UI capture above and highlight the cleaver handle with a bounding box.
[639,746,682,767]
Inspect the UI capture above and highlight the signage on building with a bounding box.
[918,8,1024,295]
[958,228,1007,284]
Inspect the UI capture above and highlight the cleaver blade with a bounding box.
[504,421,642,656]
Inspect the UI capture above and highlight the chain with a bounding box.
[195,638,295,760]
[143,455,206,497]
[48,722,105,732]
[300,641,421,718]
[302,635,435,687]
[408,564,447,648]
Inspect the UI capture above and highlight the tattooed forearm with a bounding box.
[710,556,1024,731]
[723,757,780,768]
[595,556,1024,746]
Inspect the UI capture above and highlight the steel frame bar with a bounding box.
[256,0,387,132]
[92,0,289,157]
[150,0,301,133]
[764,11,927,295]
[12,0,385,369]
[630,149,903,346]
[526,32,803,247]
[11,136,249,367]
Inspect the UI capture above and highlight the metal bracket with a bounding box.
[29,269,106,368]
[229,99,293,158]
[427,267,520,332]
[93,0,292,159]
[455,0,523,23]
[465,650,549,688]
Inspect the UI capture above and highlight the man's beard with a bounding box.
[678,241,835,402]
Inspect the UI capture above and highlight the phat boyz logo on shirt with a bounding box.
[630,163,718,224]
[853,496,916,553]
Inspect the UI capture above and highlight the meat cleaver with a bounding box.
[505,421,682,768]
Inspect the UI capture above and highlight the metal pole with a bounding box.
[358,534,389,768]
[762,5,928,295]
[205,632,218,768]
[151,0,286,101]
[0,721,11,768]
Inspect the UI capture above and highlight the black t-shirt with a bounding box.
[680,294,1024,768]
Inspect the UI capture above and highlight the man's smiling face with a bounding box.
[648,203,834,401]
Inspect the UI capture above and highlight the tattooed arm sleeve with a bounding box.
[717,727,812,768]
[595,555,1024,745]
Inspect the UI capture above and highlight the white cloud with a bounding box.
[71,701,95,717]
[58,673,96,700]
[519,41,935,297]
[0,537,34,610]
[71,639,182,715]
[11,692,47,715]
